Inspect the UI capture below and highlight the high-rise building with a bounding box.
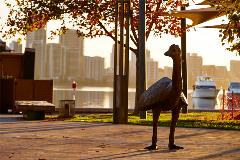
[230,60,240,81]
[145,49,151,61]
[59,29,84,56]
[146,60,158,86]
[215,66,229,88]
[110,44,115,70]
[110,44,127,70]
[187,53,203,89]
[63,48,84,80]
[84,56,105,81]
[45,43,62,79]
[59,29,84,80]
[129,51,136,85]
[158,68,164,80]
[202,65,216,77]
[163,66,173,78]
[145,49,159,86]
[26,28,47,79]
[9,41,22,53]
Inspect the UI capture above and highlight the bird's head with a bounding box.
[164,44,181,59]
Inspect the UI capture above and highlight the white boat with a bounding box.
[226,82,240,110]
[226,82,240,95]
[192,76,219,99]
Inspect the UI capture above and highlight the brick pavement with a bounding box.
[0,115,240,160]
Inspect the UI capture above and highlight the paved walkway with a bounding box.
[0,115,240,160]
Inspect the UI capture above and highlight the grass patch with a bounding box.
[47,112,240,130]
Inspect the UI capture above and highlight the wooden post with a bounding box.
[113,0,130,124]
[181,6,188,114]
[139,0,147,119]
[113,0,118,123]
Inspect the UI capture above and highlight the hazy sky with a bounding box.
[1,1,240,70]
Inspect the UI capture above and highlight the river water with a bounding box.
[53,87,221,110]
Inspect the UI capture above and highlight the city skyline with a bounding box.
[8,31,240,71]
[1,1,240,70]
[7,28,240,90]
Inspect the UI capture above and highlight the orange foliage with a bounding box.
[2,0,185,46]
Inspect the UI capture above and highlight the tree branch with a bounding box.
[118,40,136,53]
[98,20,115,40]
[130,34,137,46]
[98,21,136,53]
[146,3,161,40]
[131,23,138,48]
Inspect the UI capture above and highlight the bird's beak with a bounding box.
[164,50,170,57]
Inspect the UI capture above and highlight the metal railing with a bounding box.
[220,89,240,120]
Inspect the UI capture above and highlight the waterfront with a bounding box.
[53,87,221,110]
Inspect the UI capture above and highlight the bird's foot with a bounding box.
[168,144,184,150]
[144,145,158,150]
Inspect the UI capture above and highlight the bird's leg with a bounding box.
[168,107,184,150]
[145,108,160,150]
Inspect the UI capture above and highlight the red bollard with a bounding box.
[72,81,77,100]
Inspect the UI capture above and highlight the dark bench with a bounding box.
[15,101,55,120]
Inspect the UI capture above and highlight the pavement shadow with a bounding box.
[175,129,218,139]
[0,116,23,123]
[83,148,178,160]
[191,147,240,160]
[0,122,110,135]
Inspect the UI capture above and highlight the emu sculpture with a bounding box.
[138,44,188,150]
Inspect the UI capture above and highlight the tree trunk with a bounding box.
[133,51,146,115]
[134,0,146,115]
[133,56,140,114]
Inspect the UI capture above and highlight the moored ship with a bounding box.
[192,76,219,99]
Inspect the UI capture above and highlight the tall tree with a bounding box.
[211,0,240,53]
[1,0,184,113]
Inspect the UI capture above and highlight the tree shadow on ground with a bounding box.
[84,148,178,160]
[0,122,110,135]
[191,147,240,160]
[175,129,218,139]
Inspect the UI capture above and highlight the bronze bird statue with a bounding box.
[138,44,188,150]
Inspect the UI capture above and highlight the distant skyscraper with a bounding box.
[45,43,62,79]
[59,29,84,55]
[146,60,158,86]
[26,28,46,48]
[215,66,228,78]
[163,66,173,78]
[187,53,203,89]
[110,44,126,71]
[26,28,47,79]
[145,49,151,61]
[84,56,104,81]
[64,48,84,80]
[128,49,154,86]
[145,49,159,86]
[201,65,229,88]
[202,65,216,77]
[158,68,164,80]
[230,60,240,80]
[215,66,229,88]
[129,51,136,85]
[59,29,84,80]
[9,41,22,53]
[110,44,115,70]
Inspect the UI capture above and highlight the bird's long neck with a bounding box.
[172,56,182,91]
